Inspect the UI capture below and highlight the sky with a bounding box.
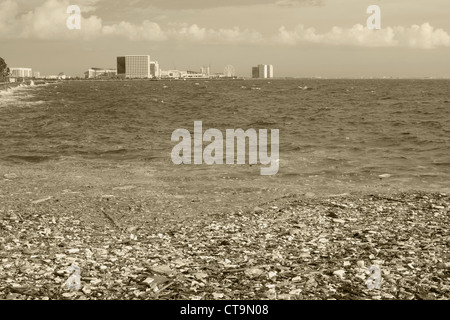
[1,0,450,77]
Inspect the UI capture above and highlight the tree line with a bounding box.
[0,57,10,82]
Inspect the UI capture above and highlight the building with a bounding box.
[85,68,117,79]
[160,69,208,79]
[252,67,259,78]
[161,70,184,79]
[117,55,151,79]
[268,65,274,78]
[185,70,208,79]
[150,61,160,78]
[201,66,210,77]
[258,64,267,79]
[10,68,33,78]
[252,64,274,79]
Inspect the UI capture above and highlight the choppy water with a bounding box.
[0,79,449,193]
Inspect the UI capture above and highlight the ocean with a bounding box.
[1,79,449,198]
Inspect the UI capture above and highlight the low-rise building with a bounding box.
[85,68,117,79]
[10,67,33,78]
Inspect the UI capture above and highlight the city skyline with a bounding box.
[1,0,450,78]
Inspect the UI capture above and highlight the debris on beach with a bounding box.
[0,192,449,300]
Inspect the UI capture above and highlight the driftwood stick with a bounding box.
[101,208,122,231]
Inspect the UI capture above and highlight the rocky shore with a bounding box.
[0,190,448,300]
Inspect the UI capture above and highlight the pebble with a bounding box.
[305,278,318,288]
[254,207,264,214]
[4,173,18,179]
[245,268,264,278]
[333,270,346,278]
[82,287,92,295]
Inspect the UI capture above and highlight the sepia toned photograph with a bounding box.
[0,0,449,305]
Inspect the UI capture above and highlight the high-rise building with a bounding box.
[268,65,274,78]
[10,68,33,78]
[252,64,274,79]
[201,66,211,77]
[150,61,160,78]
[258,64,267,79]
[252,67,259,78]
[117,55,151,78]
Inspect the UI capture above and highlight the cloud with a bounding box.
[1,0,449,49]
[0,0,103,40]
[275,23,450,49]
[275,0,323,7]
[0,0,261,43]
[167,24,263,44]
[92,0,323,11]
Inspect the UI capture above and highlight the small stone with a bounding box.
[305,278,318,288]
[143,277,155,285]
[62,292,77,298]
[357,261,365,268]
[333,270,346,279]
[333,219,346,224]
[4,173,18,179]
[67,249,80,254]
[253,207,264,214]
[82,286,92,295]
[245,268,264,278]
[378,174,392,179]
[289,289,302,295]
[344,261,351,267]
[305,192,316,198]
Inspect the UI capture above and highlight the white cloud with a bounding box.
[1,0,449,49]
[275,23,450,49]
[102,21,167,41]
[167,24,263,44]
[275,0,323,7]
[0,0,261,44]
